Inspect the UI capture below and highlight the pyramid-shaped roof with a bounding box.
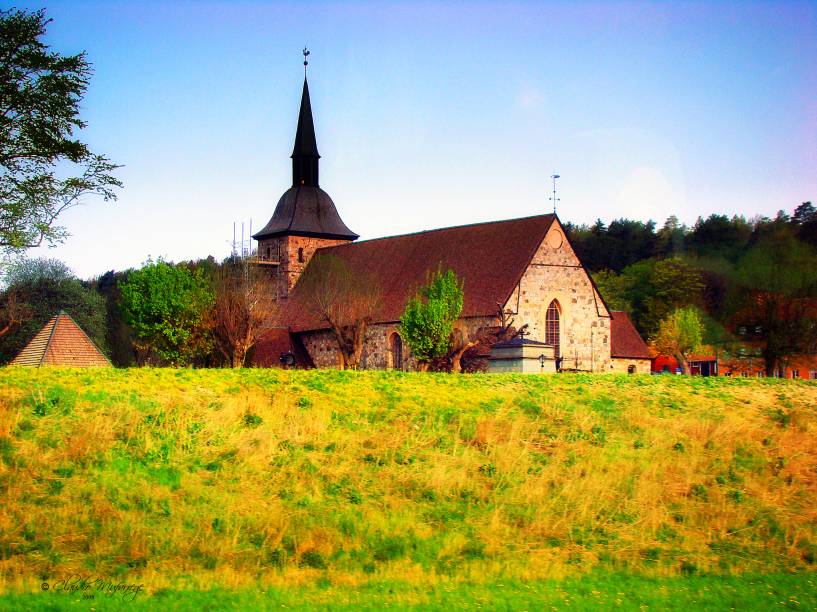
[10,311,111,367]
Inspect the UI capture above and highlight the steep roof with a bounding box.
[610,311,651,359]
[11,312,111,367]
[285,214,557,332]
[292,78,320,160]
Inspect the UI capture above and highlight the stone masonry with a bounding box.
[502,220,613,372]
[258,235,350,297]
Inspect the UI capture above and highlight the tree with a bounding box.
[684,214,752,263]
[592,269,633,313]
[731,236,817,376]
[298,253,381,370]
[399,268,464,371]
[93,269,136,366]
[444,305,526,374]
[212,260,280,368]
[594,258,704,338]
[0,256,107,363]
[792,201,817,247]
[119,259,214,366]
[651,307,704,375]
[0,8,121,255]
[653,215,686,259]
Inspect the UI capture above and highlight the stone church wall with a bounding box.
[257,235,349,297]
[299,316,497,371]
[504,221,614,372]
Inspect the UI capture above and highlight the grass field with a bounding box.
[0,368,815,608]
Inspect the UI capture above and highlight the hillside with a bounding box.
[0,369,816,601]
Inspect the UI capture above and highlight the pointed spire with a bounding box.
[291,50,320,187]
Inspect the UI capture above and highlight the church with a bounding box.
[250,70,651,373]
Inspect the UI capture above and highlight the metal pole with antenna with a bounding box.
[549,174,560,214]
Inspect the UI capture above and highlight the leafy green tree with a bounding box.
[0,256,107,363]
[592,269,633,313]
[0,8,121,254]
[595,258,704,338]
[399,268,463,371]
[651,307,704,375]
[119,259,214,366]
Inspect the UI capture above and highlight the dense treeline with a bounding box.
[566,202,817,374]
[564,202,817,273]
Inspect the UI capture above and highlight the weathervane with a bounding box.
[549,173,560,214]
[303,46,310,75]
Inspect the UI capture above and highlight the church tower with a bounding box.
[252,63,358,297]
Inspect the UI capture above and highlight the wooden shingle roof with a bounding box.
[285,214,557,332]
[10,312,111,367]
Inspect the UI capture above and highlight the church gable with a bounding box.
[505,218,613,371]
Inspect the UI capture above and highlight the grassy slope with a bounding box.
[0,368,815,600]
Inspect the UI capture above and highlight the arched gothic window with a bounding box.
[390,333,403,370]
[298,247,304,263]
[545,300,560,357]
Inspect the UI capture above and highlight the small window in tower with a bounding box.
[298,247,304,263]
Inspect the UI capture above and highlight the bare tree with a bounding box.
[298,253,381,370]
[448,323,478,374]
[212,261,281,368]
[443,305,527,373]
[0,288,28,338]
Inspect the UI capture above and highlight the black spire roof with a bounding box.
[253,73,358,242]
[291,78,320,187]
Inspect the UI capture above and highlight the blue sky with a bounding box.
[15,0,817,279]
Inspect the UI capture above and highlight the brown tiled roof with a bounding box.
[284,214,557,332]
[11,312,111,367]
[610,311,651,359]
[252,328,314,368]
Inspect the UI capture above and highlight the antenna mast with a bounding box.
[549,173,560,214]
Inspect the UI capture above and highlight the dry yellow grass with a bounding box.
[0,367,815,592]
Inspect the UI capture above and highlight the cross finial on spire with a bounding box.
[303,46,310,75]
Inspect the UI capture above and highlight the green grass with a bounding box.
[0,367,816,602]
[1,574,815,610]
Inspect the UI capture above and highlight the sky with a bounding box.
[12,0,817,279]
